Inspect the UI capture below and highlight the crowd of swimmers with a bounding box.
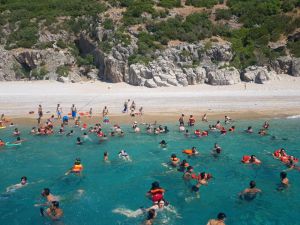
[0,105,299,224]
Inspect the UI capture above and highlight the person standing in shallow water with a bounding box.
[71,104,77,119]
[207,212,226,225]
[178,114,185,126]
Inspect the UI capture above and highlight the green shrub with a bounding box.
[56,65,70,77]
[158,0,181,8]
[185,0,219,8]
[215,9,232,20]
[56,39,67,49]
[123,0,155,25]
[288,40,300,57]
[103,18,114,30]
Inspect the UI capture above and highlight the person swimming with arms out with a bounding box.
[239,181,261,201]
[34,188,59,207]
[207,212,226,225]
[6,176,28,192]
[13,136,27,144]
[40,201,63,221]
[119,150,131,161]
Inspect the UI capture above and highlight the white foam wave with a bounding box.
[286,115,300,119]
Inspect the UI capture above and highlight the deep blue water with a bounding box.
[0,118,300,225]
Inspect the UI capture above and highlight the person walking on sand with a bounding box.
[123,100,130,113]
[56,104,62,119]
[102,106,108,117]
[37,105,43,125]
[89,108,92,118]
[130,101,136,111]
[71,104,77,119]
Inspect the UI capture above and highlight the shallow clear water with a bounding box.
[0,118,300,225]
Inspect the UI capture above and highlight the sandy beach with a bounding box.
[1,75,300,124]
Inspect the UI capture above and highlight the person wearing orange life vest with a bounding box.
[65,159,83,175]
[146,181,165,203]
[188,115,195,126]
[182,147,199,157]
[241,155,261,164]
[169,154,180,167]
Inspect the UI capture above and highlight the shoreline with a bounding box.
[1,79,300,125]
[4,108,300,126]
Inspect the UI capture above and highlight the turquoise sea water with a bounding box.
[0,118,300,225]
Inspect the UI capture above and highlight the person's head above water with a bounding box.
[42,188,50,196]
[249,180,256,188]
[17,137,21,141]
[151,181,160,189]
[51,201,59,208]
[171,154,177,158]
[21,176,27,185]
[160,140,166,144]
[217,212,226,220]
[280,171,287,179]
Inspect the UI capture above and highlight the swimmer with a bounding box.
[58,128,64,134]
[183,166,194,181]
[212,143,222,155]
[170,154,180,167]
[207,212,226,225]
[9,122,15,127]
[278,172,289,190]
[40,201,63,221]
[228,126,235,132]
[76,137,83,145]
[242,155,261,164]
[66,130,74,136]
[34,188,58,207]
[144,208,156,225]
[178,159,189,172]
[65,158,84,175]
[6,176,28,192]
[119,150,130,161]
[246,126,253,133]
[30,127,36,134]
[13,128,20,136]
[146,181,165,202]
[13,136,26,144]
[160,140,167,148]
[239,181,261,201]
[184,129,189,137]
[82,132,92,142]
[263,121,270,129]
[191,172,208,198]
[0,139,5,147]
[104,151,109,162]
[258,129,267,136]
